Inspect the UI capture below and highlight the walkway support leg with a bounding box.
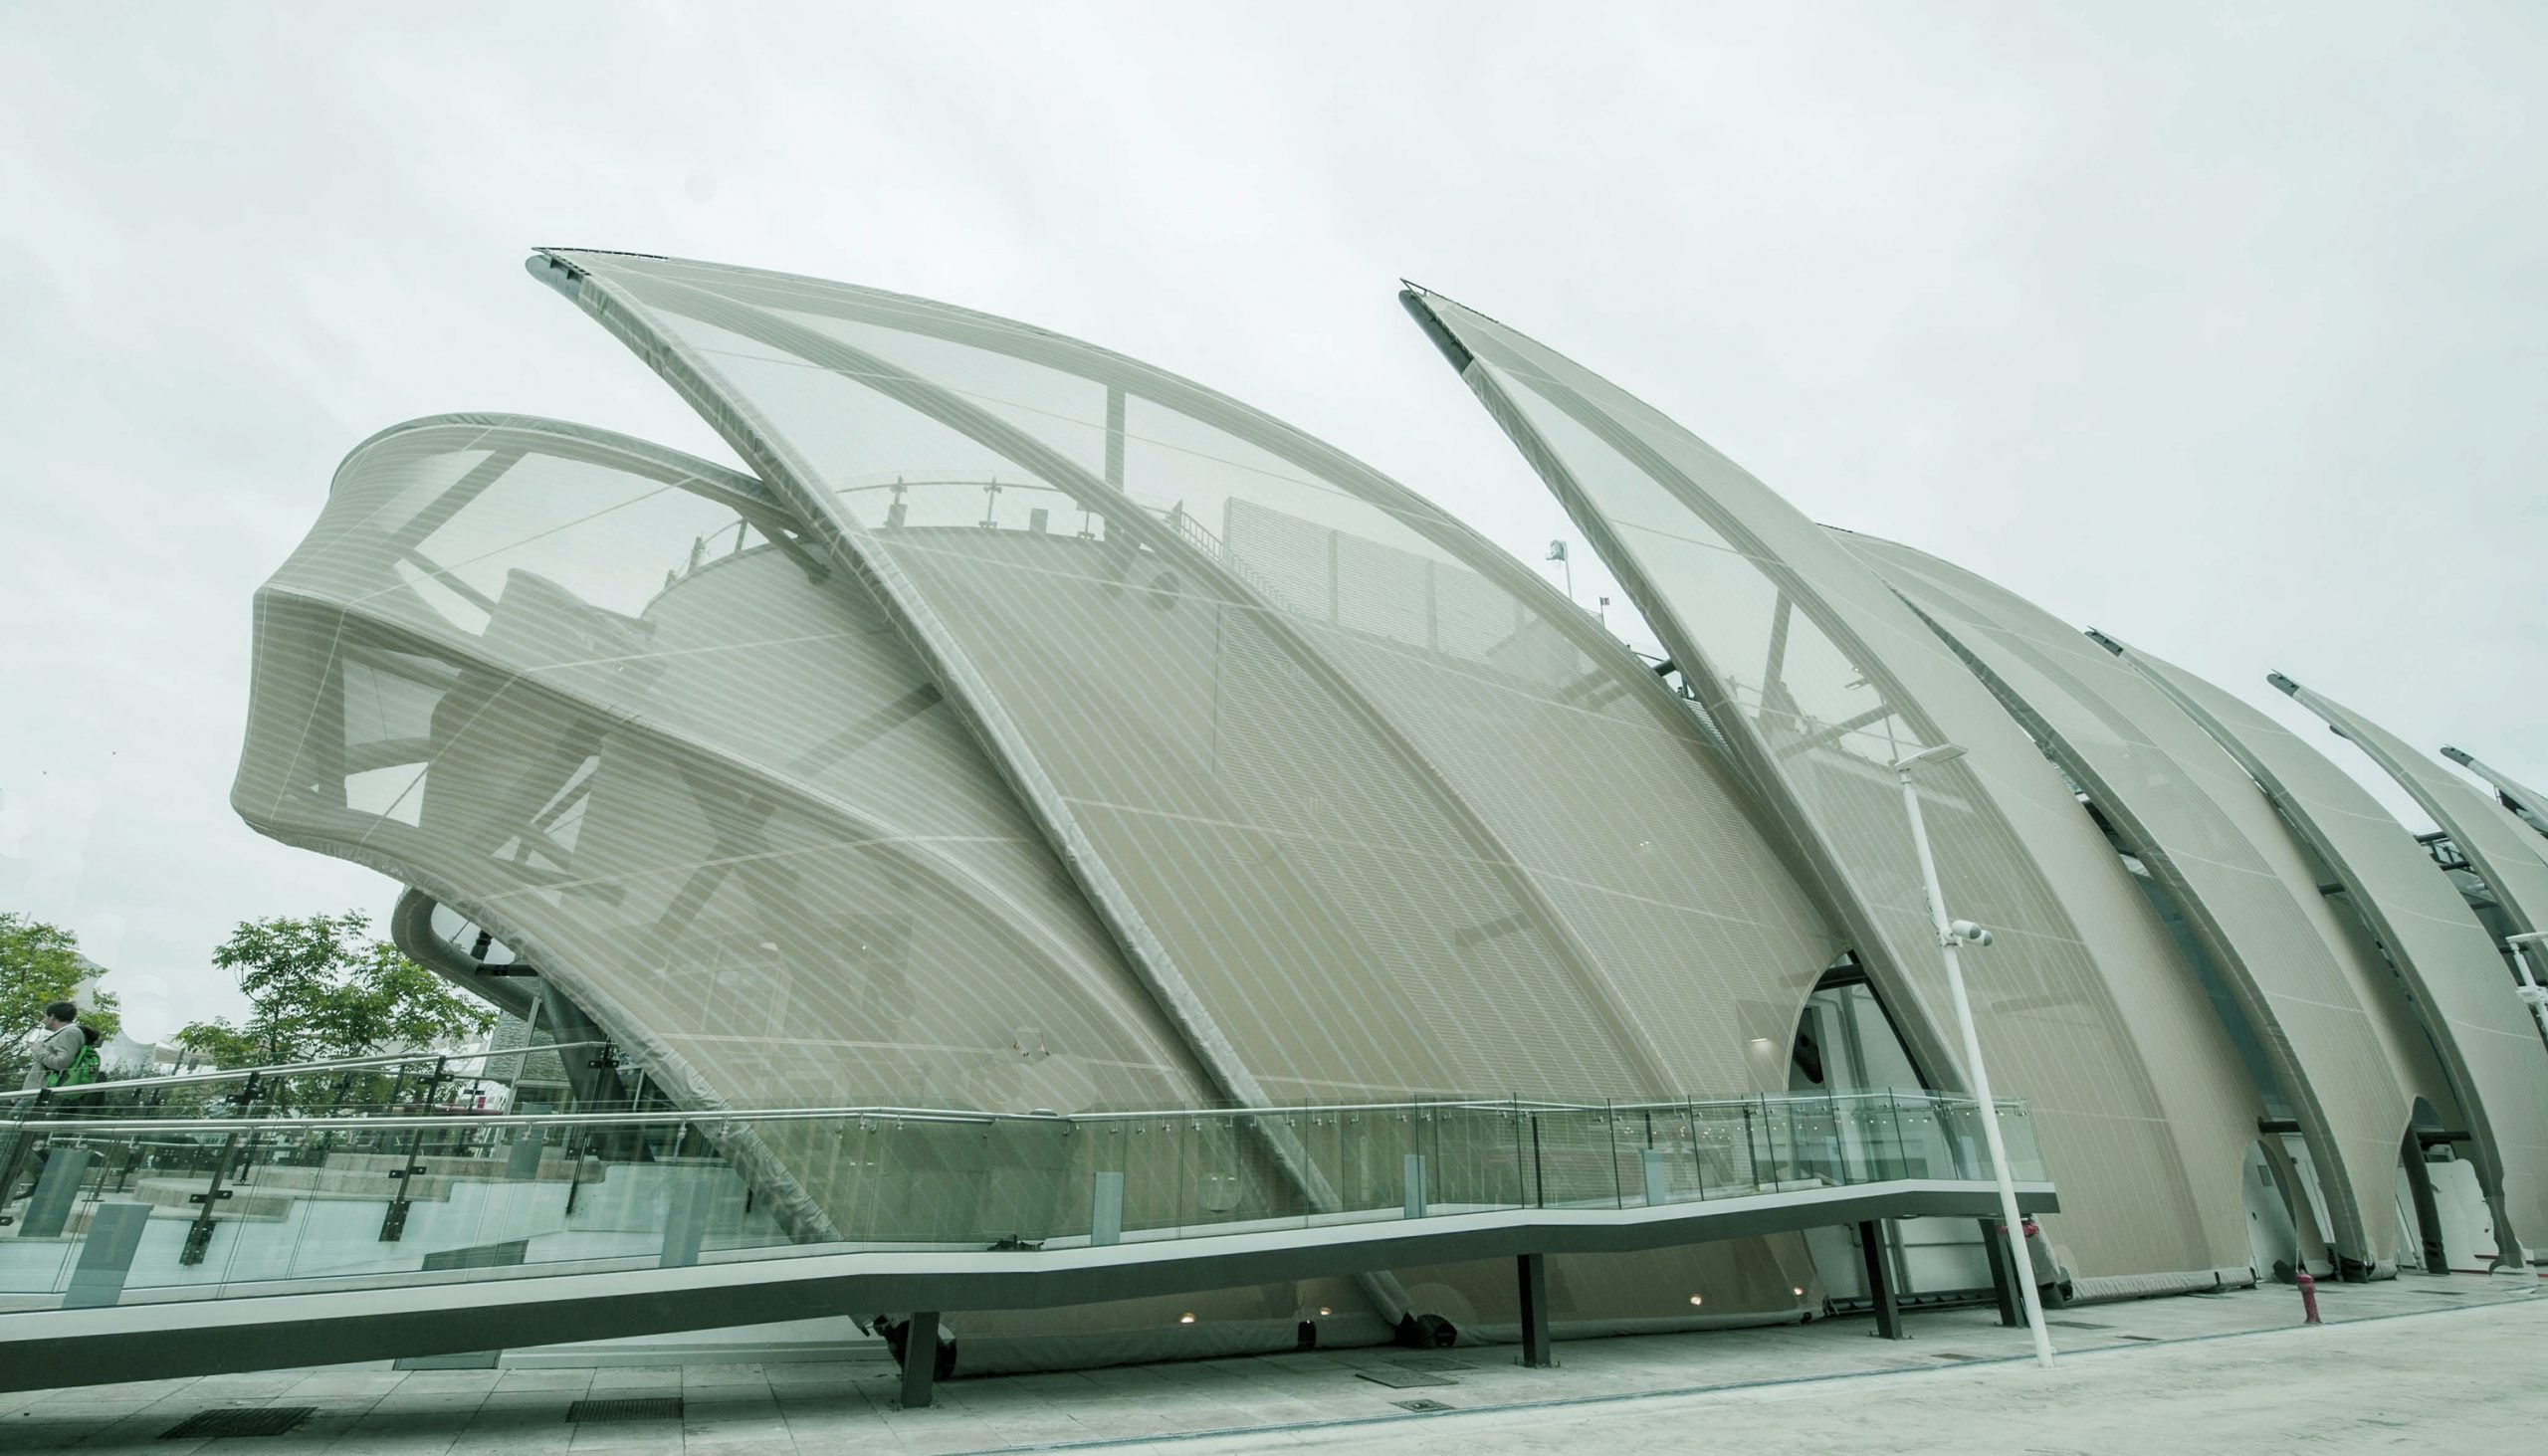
[1859,1220,1902,1340]
[1980,1218,2018,1327]
[900,1311,940,1409]
[1516,1252,1554,1367]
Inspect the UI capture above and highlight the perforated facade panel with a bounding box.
[1401,288,2261,1284]
[1837,530,2449,1267]
[2112,646,2548,1256]
[539,250,1849,1112]
[233,415,1215,1238]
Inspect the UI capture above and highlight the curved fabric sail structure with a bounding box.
[241,255,1880,1363]
[1833,530,2453,1269]
[2102,642,2548,1258]
[1398,287,2264,1289]
[2278,678,2548,943]
[232,414,1219,1240]
[528,250,1849,1113]
[233,256,2548,1368]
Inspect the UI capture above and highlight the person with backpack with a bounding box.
[21,1002,86,1090]
[4,1003,93,1205]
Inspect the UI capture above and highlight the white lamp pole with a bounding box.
[2504,933,2548,1041]
[1894,742,2054,1368]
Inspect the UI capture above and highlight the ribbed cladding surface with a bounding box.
[1402,289,2260,1284]
[2112,644,2548,1259]
[541,250,1847,1108]
[232,415,1217,1239]
[536,250,1852,1335]
[1836,530,2448,1267]
[2278,680,2548,942]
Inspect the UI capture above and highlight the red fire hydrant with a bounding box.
[2296,1270,2322,1325]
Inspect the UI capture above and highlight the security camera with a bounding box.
[1949,920,1994,947]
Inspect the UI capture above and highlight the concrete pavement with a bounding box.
[2,1272,2537,1452]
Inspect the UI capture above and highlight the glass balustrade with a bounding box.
[0,1089,2041,1315]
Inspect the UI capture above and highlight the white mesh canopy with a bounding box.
[234,414,1217,1237]
[1402,287,2261,1284]
[2109,644,2548,1257]
[1836,529,2453,1268]
[536,250,1849,1113]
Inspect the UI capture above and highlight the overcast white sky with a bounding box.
[3,2,2541,1040]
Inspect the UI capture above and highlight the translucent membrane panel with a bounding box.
[1837,531,2444,1265]
[1403,289,2260,1281]
[235,416,1212,1235]
[547,251,1846,1107]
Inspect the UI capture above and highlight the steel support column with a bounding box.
[1858,1220,1902,1339]
[1980,1218,2019,1327]
[1516,1252,1553,1367]
[900,1311,940,1409]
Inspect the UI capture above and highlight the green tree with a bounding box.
[175,912,493,1070]
[2,912,123,1083]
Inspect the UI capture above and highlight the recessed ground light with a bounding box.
[1793,1286,1805,1297]
[1688,1295,1704,1307]
[1178,1313,1196,1324]
[1318,1307,1332,1316]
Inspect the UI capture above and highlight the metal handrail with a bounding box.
[0,1041,613,1106]
[10,1088,2028,1139]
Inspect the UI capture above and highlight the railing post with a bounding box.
[1516,1252,1554,1367]
[0,1087,48,1216]
[380,1125,429,1242]
[1606,1101,1624,1208]
[1529,1112,1545,1209]
[1090,1170,1125,1246]
[661,1166,711,1268]
[1829,1089,1852,1184]
[181,1132,241,1266]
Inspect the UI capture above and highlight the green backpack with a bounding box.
[53,1040,102,1088]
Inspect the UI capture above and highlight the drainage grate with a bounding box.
[565,1397,685,1423]
[1926,1352,1985,1361]
[159,1406,315,1439]
[1358,1369,1457,1389]
[1393,1398,1456,1412]
[2047,1320,2113,1331]
[2118,1335,2164,1343]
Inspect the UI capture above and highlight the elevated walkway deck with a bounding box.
[0,1085,2055,1402]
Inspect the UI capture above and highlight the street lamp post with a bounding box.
[1893,742,2055,1369]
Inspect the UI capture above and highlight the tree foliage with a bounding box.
[176,912,493,1070]
[2,911,123,1081]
